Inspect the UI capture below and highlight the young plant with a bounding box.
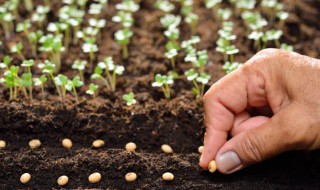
[21,59,35,100]
[33,75,47,98]
[86,83,99,98]
[152,74,174,99]
[112,11,134,28]
[82,38,98,65]
[222,61,243,74]
[114,28,133,59]
[27,30,43,57]
[217,8,232,21]
[24,0,33,12]
[54,74,69,101]
[0,55,11,70]
[10,42,25,60]
[122,92,137,106]
[0,7,15,39]
[280,43,293,51]
[38,60,61,97]
[185,68,211,98]
[31,5,50,29]
[205,0,222,12]
[91,57,125,91]
[262,29,282,48]
[88,18,106,42]
[160,14,181,30]
[165,48,178,70]
[155,0,175,14]
[248,31,264,50]
[65,76,84,103]
[72,60,87,81]
[115,0,140,13]
[276,11,289,26]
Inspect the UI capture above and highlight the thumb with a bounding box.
[215,107,300,174]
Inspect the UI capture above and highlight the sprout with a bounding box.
[3,65,28,100]
[122,92,137,106]
[216,36,239,62]
[16,19,31,35]
[155,0,175,13]
[77,27,99,42]
[185,68,211,98]
[241,11,268,31]
[82,39,98,65]
[38,60,62,97]
[152,74,174,99]
[86,83,99,98]
[280,43,293,52]
[276,11,289,26]
[65,76,84,103]
[10,42,25,60]
[112,11,134,28]
[31,5,50,29]
[165,49,178,70]
[91,57,124,91]
[27,30,43,57]
[33,75,47,98]
[185,12,198,35]
[0,56,11,70]
[0,6,15,39]
[262,29,282,48]
[89,3,103,16]
[205,0,222,10]
[248,31,263,50]
[114,28,133,59]
[24,0,33,11]
[115,0,140,13]
[223,61,243,74]
[21,59,35,100]
[72,60,87,81]
[160,14,181,30]
[217,8,232,21]
[54,74,69,101]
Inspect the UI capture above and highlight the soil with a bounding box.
[0,0,320,189]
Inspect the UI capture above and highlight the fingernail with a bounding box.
[218,151,242,174]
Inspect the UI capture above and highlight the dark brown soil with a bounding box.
[0,0,320,189]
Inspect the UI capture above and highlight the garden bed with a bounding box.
[0,0,320,189]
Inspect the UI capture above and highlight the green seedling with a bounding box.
[262,29,282,48]
[185,68,211,98]
[152,73,174,99]
[38,60,62,97]
[89,3,103,17]
[114,28,133,59]
[217,8,232,21]
[82,39,98,65]
[160,14,181,30]
[122,92,137,106]
[86,83,99,98]
[115,0,140,13]
[54,74,69,101]
[72,60,87,81]
[21,59,35,100]
[65,76,84,103]
[276,11,289,26]
[27,30,43,56]
[248,31,263,50]
[24,0,33,11]
[280,43,293,51]
[89,18,106,42]
[112,11,134,28]
[91,57,125,91]
[31,5,50,29]
[205,0,222,12]
[165,49,178,70]
[185,12,198,35]
[0,56,11,70]
[33,75,47,98]
[155,0,175,13]
[223,61,242,74]
[241,11,268,32]
[16,19,31,36]
[3,65,28,100]
[0,6,15,39]
[10,42,25,60]
[216,37,239,62]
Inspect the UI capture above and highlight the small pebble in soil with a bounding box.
[208,160,217,173]
[125,142,137,152]
[0,140,6,148]
[125,172,137,182]
[161,144,173,154]
[20,173,31,184]
[88,172,101,183]
[57,175,69,186]
[92,139,105,148]
[62,138,73,149]
[29,139,41,149]
[198,146,204,154]
[162,172,174,181]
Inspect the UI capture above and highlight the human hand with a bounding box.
[199,49,320,174]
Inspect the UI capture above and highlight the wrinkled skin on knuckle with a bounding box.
[237,132,266,164]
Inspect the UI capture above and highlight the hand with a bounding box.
[199,49,320,174]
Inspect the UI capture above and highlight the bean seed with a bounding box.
[29,139,41,149]
[62,138,72,149]
[161,144,173,154]
[208,160,217,173]
[125,172,137,182]
[162,172,174,181]
[88,172,101,183]
[198,146,204,154]
[20,173,31,184]
[57,175,68,186]
[92,139,105,148]
[0,140,6,148]
[125,142,136,152]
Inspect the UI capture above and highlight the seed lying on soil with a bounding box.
[162,172,174,181]
[125,142,137,152]
[88,172,101,183]
[208,160,217,173]
[92,139,105,148]
[20,173,31,184]
[161,144,173,154]
[198,146,204,154]
[0,140,6,148]
[29,139,41,149]
[62,138,73,149]
[125,172,137,182]
[57,175,69,186]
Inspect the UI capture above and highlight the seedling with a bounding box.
[16,19,31,36]
[21,59,35,100]
[276,11,289,26]
[223,61,242,74]
[72,60,87,81]
[112,11,134,28]
[86,83,99,98]
[24,0,33,11]
[217,8,232,21]
[123,92,137,106]
[0,7,15,39]
[27,30,43,56]
[114,28,133,59]
[262,29,282,48]
[38,60,62,97]
[89,3,103,17]
[160,14,181,30]
[280,43,293,51]
[152,74,174,99]
[91,57,125,91]
[33,75,48,98]
[185,12,198,35]
[216,37,239,62]
[65,76,84,103]
[89,18,106,42]
[165,49,178,70]
[115,0,140,13]
[31,5,50,29]
[248,31,263,50]
[155,0,175,13]
[3,65,28,100]
[162,172,174,181]
[205,0,222,12]
[185,68,211,98]
[10,42,25,60]
[0,55,11,70]
[82,39,98,65]
[241,11,268,32]
[54,74,69,100]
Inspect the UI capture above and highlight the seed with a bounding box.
[29,139,41,149]
[208,160,217,173]
[92,139,105,148]
[125,142,137,152]
[57,175,68,186]
[62,138,72,149]
[20,173,31,184]
[161,144,173,154]
[88,172,101,183]
[125,172,137,182]
[162,172,174,181]
[198,146,204,154]
[0,140,6,148]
